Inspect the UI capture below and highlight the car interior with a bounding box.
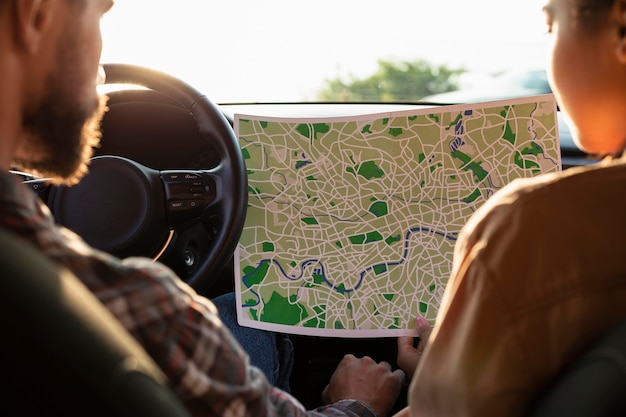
[5,0,626,413]
[4,59,625,415]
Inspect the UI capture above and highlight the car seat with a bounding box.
[529,315,626,416]
[0,228,191,416]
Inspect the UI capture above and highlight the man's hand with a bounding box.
[396,316,433,379]
[321,354,405,417]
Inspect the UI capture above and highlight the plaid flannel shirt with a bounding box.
[0,172,376,417]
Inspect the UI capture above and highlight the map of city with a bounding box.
[234,95,561,337]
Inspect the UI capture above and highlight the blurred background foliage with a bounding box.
[316,59,466,102]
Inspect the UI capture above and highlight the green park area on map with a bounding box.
[234,95,560,337]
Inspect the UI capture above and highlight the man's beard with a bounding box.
[14,26,109,186]
[16,92,108,185]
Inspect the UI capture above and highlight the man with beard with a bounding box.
[0,1,405,416]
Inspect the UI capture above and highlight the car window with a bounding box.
[101,0,549,104]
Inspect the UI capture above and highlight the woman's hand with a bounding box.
[396,316,433,379]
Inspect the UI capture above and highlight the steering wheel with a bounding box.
[41,63,247,292]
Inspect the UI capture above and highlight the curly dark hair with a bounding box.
[571,0,616,31]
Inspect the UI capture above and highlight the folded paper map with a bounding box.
[235,95,560,337]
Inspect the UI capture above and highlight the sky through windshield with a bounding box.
[101,0,549,103]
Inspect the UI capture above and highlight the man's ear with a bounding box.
[13,0,54,54]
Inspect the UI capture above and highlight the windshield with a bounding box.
[101,0,549,104]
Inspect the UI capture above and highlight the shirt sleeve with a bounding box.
[98,257,376,417]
